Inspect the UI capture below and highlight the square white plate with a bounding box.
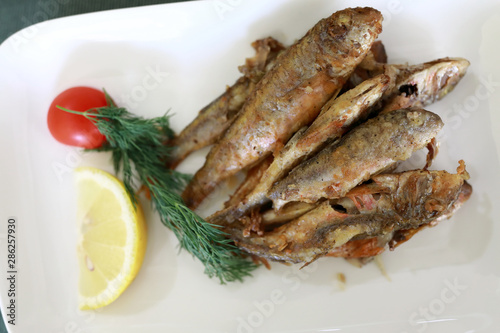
[1,0,500,332]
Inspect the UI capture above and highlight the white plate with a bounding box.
[1,0,500,332]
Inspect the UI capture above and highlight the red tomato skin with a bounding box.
[47,87,107,149]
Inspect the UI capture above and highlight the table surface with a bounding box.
[0,2,188,333]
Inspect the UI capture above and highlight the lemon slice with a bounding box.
[75,167,147,310]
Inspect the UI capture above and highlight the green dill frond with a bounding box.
[59,95,256,283]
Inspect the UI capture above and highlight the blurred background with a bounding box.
[0,0,190,44]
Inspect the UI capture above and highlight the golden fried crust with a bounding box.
[269,108,444,208]
[183,7,383,209]
[230,168,468,263]
[208,73,391,227]
[168,37,285,168]
[381,57,470,113]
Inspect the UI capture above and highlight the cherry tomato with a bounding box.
[47,87,108,149]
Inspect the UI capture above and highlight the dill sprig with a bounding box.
[58,93,256,283]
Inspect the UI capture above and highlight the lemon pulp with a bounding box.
[75,167,147,310]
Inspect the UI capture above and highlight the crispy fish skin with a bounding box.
[224,155,274,208]
[167,37,285,168]
[269,108,444,209]
[182,7,384,209]
[288,74,391,156]
[209,73,392,225]
[230,166,470,263]
[343,40,388,89]
[238,37,285,83]
[381,57,470,113]
[261,201,317,227]
[345,57,470,111]
[327,174,472,259]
